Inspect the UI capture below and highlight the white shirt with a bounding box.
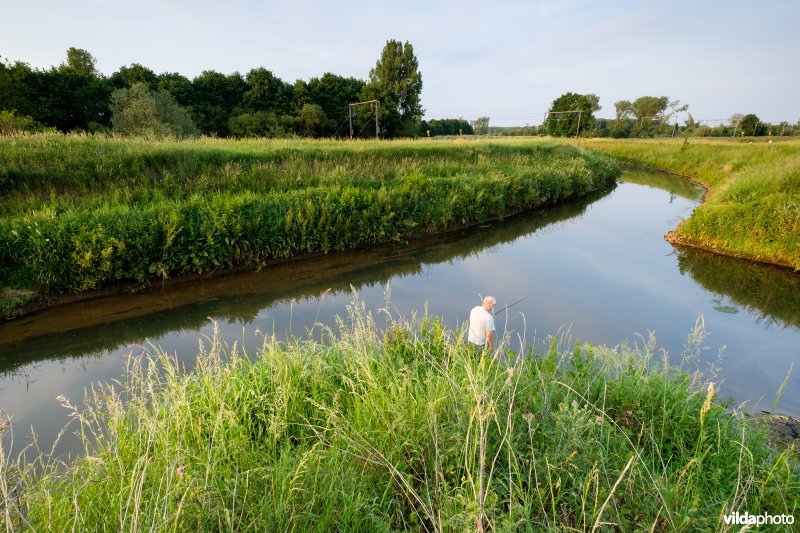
[468,305,495,345]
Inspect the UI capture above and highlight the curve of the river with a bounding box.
[2,169,799,458]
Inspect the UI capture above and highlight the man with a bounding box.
[468,296,496,352]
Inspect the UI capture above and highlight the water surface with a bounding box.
[1,169,799,457]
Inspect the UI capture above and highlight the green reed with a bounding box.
[0,134,618,295]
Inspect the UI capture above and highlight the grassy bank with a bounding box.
[574,137,800,270]
[0,134,618,310]
[2,301,797,530]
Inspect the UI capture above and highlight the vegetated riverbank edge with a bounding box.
[0,135,620,320]
[2,301,797,530]
[575,137,800,273]
[0,195,588,321]
[619,159,797,270]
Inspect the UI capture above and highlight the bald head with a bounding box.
[483,296,496,311]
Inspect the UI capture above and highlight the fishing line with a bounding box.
[493,291,536,316]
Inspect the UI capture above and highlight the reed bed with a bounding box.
[0,134,618,297]
[2,298,797,530]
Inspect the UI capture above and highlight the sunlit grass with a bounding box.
[0,134,619,296]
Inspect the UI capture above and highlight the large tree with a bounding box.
[739,114,765,136]
[110,63,158,89]
[307,73,365,137]
[242,68,293,116]
[62,47,98,76]
[191,70,246,136]
[546,92,599,137]
[360,40,423,138]
[629,96,687,134]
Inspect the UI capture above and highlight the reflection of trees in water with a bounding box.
[0,185,614,373]
[620,169,704,201]
[676,248,800,330]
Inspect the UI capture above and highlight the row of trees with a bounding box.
[0,41,427,139]
[4,48,795,140]
[540,92,798,138]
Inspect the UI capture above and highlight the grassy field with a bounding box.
[573,137,800,270]
[2,300,797,530]
[0,134,618,311]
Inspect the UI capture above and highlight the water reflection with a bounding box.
[676,248,800,330]
[0,186,613,370]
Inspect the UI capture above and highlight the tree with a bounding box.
[421,118,474,136]
[0,109,44,134]
[614,100,633,122]
[361,40,423,138]
[739,114,764,136]
[471,116,490,135]
[298,103,328,137]
[110,82,197,138]
[110,63,158,89]
[308,73,365,136]
[546,92,599,137]
[628,96,688,135]
[729,113,744,128]
[243,68,293,116]
[64,47,97,76]
[191,70,246,136]
[157,72,195,107]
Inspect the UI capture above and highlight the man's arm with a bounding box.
[486,330,494,350]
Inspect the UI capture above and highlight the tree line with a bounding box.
[538,92,799,138]
[0,41,431,139]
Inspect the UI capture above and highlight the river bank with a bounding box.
[574,137,800,271]
[0,134,619,320]
[2,301,797,530]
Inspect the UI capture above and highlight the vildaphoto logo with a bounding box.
[723,511,795,526]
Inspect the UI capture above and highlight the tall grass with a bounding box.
[2,297,797,530]
[575,137,800,270]
[0,134,619,296]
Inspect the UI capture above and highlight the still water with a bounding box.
[1,169,799,456]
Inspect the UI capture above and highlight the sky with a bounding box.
[4,0,799,127]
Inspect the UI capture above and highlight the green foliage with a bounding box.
[471,116,490,135]
[63,47,97,76]
[3,303,797,530]
[187,70,247,136]
[0,135,619,294]
[109,62,158,89]
[362,40,424,138]
[0,109,43,134]
[739,114,765,136]
[298,103,328,137]
[546,92,599,137]
[419,118,474,137]
[110,82,198,139]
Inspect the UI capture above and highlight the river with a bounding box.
[1,169,799,457]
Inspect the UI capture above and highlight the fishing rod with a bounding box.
[493,291,536,316]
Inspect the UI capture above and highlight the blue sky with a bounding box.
[4,0,798,126]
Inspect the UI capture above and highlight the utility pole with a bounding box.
[348,100,380,140]
[575,110,582,137]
